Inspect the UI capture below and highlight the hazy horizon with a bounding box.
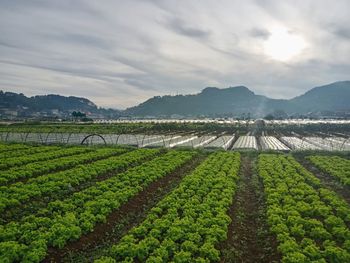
[1,0,349,108]
[2,80,350,110]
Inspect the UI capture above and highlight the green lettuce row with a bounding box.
[0,146,92,170]
[0,144,30,153]
[307,155,350,186]
[0,147,128,186]
[0,148,160,214]
[97,151,241,263]
[0,123,153,134]
[0,150,196,263]
[0,145,60,160]
[258,154,350,263]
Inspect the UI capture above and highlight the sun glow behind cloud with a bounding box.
[0,1,349,107]
[263,27,307,61]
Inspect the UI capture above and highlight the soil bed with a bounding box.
[294,153,350,204]
[219,153,280,263]
[2,150,164,224]
[44,152,207,263]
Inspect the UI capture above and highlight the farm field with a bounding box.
[0,139,349,262]
[0,122,349,152]
[2,0,350,262]
[280,136,321,151]
[307,155,350,186]
[232,136,258,150]
[260,136,290,151]
[2,132,348,151]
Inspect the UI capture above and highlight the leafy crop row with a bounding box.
[0,147,128,185]
[0,122,234,134]
[307,155,350,186]
[258,154,350,263]
[0,123,155,134]
[0,146,92,170]
[96,151,241,263]
[0,150,195,262]
[0,148,160,215]
[0,143,30,153]
[0,145,60,159]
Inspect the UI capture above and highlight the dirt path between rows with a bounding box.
[10,149,127,186]
[295,155,350,204]
[1,150,163,224]
[219,154,280,263]
[44,153,206,263]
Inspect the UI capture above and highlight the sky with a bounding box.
[0,0,349,109]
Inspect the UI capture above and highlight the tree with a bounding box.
[72,111,86,121]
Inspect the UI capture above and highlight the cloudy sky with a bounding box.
[0,0,349,108]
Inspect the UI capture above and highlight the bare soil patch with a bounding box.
[219,154,280,263]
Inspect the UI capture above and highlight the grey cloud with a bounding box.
[249,28,270,39]
[50,33,113,50]
[124,79,159,92]
[166,17,211,39]
[0,40,21,49]
[0,0,349,108]
[332,27,350,39]
[0,60,112,84]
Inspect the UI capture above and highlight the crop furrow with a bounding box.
[0,148,160,222]
[0,150,195,262]
[93,152,240,262]
[0,146,92,170]
[258,154,350,262]
[0,147,128,185]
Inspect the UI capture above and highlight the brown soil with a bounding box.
[44,153,206,263]
[228,133,239,150]
[10,150,126,185]
[296,155,350,204]
[255,136,262,151]
[1,151,164,224]
[219,154,280,263]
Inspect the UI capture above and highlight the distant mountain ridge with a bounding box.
[125,81,350,118]
[289,81,350,112]
[0,91,120,119]
[0,91,98,112]
[1,81,350,119]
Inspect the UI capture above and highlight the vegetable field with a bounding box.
[307,156,350,186]
[0,142,349,262]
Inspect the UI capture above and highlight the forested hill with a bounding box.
[2,81,350,118]
[0,91,98,112]
[289,81,350,113]
[125,86,281,117]
[125,81,350,117]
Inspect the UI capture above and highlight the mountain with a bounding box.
[125,86,281,117]
[0,91,98,111]
[125,81,350,118]
[0,91,120,119]
[289,81,350,113]
[2,81,349,119]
